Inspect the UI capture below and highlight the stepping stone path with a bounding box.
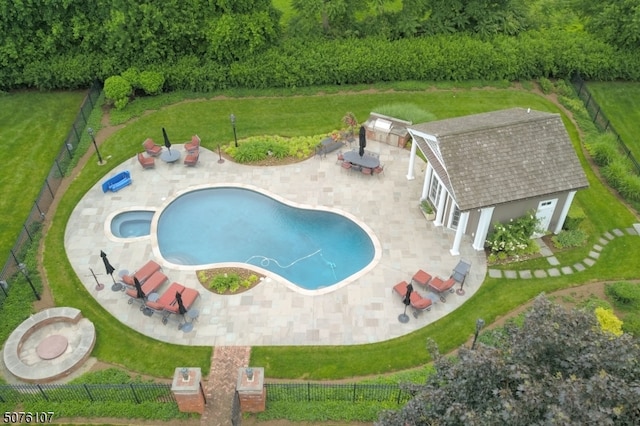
[487,225,640,279]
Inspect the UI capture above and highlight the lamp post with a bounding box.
[18,263,41,301]
[471,318,485,350]
[230,114,238,147]
[87,127,104,165]
[217,143,225,164]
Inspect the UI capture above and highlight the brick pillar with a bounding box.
[236,367,266,412]
[171,367,205,414]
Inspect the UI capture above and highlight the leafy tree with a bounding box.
[424,0,528,36]
[289,0,369,38]
[378,295,640,425]
[573,0,640,50]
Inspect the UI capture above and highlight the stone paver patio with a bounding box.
[65,141,486,346]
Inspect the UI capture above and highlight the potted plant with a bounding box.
[420,199,435,221]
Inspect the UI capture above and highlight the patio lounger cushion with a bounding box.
[412,269,432,287]
[125,271,168,299]
[122,260,161,286]
[185,135,200,153]
[393,280,432,315]
[164,287,200,314]
[145,282,185,311]
[428,276,456,302]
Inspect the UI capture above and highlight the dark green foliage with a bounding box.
[605,282,640,308]
[139,71,165,95]
[378,295,640,425]
[622,312,640,337]
[588,133,620,166]
[602,158,632,190]
[103,75,132,109]
[538,77,554,94]
[551,229,587,249]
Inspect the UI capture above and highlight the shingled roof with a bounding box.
[409,108,588,211]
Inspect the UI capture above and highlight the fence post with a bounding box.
[37,384,49,401]
[171,367,205,414]
[353,383,356,403]
[45,178,55,198]
[236,367,265,413]
[83,384,94,402]
[593,107,600,123]
[130,383,140,404]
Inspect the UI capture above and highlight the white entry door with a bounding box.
[534,199,557,237]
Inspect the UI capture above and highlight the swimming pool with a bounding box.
[155,187,376,290]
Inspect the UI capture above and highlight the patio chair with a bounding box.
[125,270,168,307]
[411,269,432,288]
[361,167,372,176]
[341,161,352,172]
[336,151,344,164]
[393,280,433,318]
[142,138,162,157]
[451,259,472,285]
[121,260,161,287]
[184,149,199,166]
[137,152,155,169]
[428,276,456,302]
[143,281,185,316]
[373,164,385,176]
[154,285,200,326]
[185,135,200,153]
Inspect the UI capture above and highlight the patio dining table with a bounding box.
[343,150,380,169]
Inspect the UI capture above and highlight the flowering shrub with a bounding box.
[342,112,358,131]
[485,211,541,259]
[595,307,623,337]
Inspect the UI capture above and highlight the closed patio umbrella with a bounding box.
[176,291,194,332]
[162,127,171,154]
[398,282,413,323]
[134,277,145,300]
[100,250,116,284]
[358,125,366,157]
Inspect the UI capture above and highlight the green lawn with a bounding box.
[587,82,640,160]
[0,91,85,264]
[33,82,640,380]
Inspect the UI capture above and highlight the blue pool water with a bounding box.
[111,210,154,238]
[156,187,375,290]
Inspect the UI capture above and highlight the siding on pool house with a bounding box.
[405,108,589,255]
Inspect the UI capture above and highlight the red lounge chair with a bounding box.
[122,260,161,286]
[185,135,200,153]
[144,282,186,312]
[162,287,200,325]
[142,138,162,157]
[137,152,155,169]
[428,276,456,302]
[184,149,199,166]
[393,280,432,317]
[126,271,168,305]
[411,269,432,288]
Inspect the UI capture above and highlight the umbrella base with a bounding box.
[456,288,466,296]
[180,322,194,333]
[95,283,104,291]
[398,313,410,323]
[111,282,123,292]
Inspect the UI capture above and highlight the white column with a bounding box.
[472,206,495,251]
[553,191,576,234]
[421,163,433,200]
[450,211,469,256]
[406,135,417,180]
[434,183,448,226]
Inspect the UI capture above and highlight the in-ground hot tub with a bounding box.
[110,210,154,238]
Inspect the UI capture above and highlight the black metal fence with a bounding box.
[571,74,640,175]
[0,81,102,306]
[265,383,412,405]
[0,383,175,404]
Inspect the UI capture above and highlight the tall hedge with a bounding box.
[2,29,639,91]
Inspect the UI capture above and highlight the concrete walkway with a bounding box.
[488,225,640,280]
[64,140,486,346]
